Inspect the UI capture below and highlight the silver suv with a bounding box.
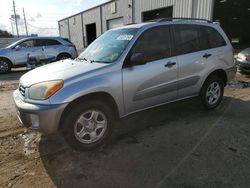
[0,37,78,73]
[13,18,236,150]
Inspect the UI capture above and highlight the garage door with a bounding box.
[107,17,124,30]
[213,0,250,48]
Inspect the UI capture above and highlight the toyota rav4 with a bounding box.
[13,18,236,150]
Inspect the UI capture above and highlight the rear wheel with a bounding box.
[57,53,71,61]
[200,76,224,110]
[62,100,115,151]
[0,58,11,74]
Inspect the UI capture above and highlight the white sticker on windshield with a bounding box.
[117,35,133,41]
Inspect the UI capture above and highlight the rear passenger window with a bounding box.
[34,39,61,47]
[173,25,200,55]
[34,39,47,47]
[131,26,172,62]
[200,26,226,49]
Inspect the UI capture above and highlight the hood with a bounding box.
[20,59,108,87]
[0,47,10,54]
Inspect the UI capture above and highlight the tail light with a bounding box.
[232,48,237,58]
[68,44,77,52]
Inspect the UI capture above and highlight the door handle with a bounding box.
[165,61,176,68]
[203,53,212,59]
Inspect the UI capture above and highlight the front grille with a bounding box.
[19,85,26,97]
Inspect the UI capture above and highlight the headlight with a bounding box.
[237,53,246,61]
[28,80,63,100]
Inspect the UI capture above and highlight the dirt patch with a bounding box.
[0,88,20,133]
[0,81,19,91]
[0,73,250,187]
[228,80,250,89]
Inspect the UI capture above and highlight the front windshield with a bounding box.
[7,40,20,48]
[78,28,139,63]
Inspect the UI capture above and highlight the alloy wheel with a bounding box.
[74,110,107,144]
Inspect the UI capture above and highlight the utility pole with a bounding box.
[11,23,14,35]
[23,8,28,36]
[9,18,14,35]
[13,0,19,37]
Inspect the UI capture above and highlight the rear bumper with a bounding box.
[13,89,68,135]
[225,65,237,82]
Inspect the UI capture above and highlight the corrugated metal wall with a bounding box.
[58,0,214,51]
[102,0,132,32]
[192,0,214,20]
[59,20,69,39]
[82,7,102,42]
[68,15,84,51]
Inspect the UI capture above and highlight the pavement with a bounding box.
[0,70,250,188]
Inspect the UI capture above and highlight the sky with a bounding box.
[0,0,109,36]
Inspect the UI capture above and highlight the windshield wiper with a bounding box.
[90,60,111,64]
[77,58,111,64]
[77,57,93,63]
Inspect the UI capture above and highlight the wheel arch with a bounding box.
[0,56,13,73]
[202,69,227,88]
[58,91,119,131]
[0,56,13,66]
[56,52,72,60]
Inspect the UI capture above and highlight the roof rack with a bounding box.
[150,17,212,23]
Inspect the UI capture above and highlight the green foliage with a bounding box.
[0,30,13,38]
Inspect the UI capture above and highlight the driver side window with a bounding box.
[19,40,34,48]
[131,26,172,63]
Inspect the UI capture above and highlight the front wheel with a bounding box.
[62,100,115,151]
[0,58,11,74]
[200,76,224,110]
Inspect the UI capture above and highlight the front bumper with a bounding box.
[13,89,68,135]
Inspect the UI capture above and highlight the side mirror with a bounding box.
[129,53,146,66]
[15,45,21,51]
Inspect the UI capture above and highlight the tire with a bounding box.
[62,100,115,151]
[0,58,12,74]
[200,75,224,110]
[57,53,71,61]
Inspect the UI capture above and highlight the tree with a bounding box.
[0,30,13,38]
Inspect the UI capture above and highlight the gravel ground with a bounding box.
[0,71,250,188]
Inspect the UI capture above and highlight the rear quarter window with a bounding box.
[46,39,61,46]
[199,26,227,50]
[34,39,61,47]
[62,38,72,44]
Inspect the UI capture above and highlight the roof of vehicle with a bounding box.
[6,36,71,48]
[113,17,218,31]
[18,36,66,40]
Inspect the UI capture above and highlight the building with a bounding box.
[58,0,250,52]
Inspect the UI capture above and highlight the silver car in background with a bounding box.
[13,18,236,151]
[0,37,78,73]
[236,48,250,74]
